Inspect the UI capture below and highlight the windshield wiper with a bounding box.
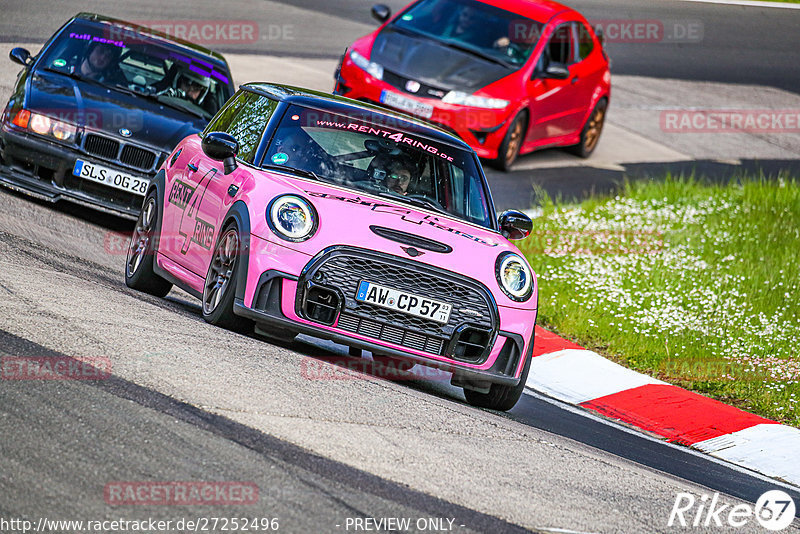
[152,94,208,119]
[439,40,512,68]
[377,192,449,216]
[42,67,106,87]
[261,164,323,182]
[388,24,429,40]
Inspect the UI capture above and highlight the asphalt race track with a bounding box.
[1,1,800,533]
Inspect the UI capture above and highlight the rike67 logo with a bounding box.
[668,490,796,531]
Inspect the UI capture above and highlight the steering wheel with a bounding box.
[360,179,390,194]
[406,194,445,211]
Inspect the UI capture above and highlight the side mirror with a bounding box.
[371,4,392,24]
[9,47,31,67]
[498,210,533,240]
[202,131,238,175]
[542,63,570,80]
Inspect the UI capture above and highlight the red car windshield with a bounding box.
[391,0,544,67]
[264,105,495,229]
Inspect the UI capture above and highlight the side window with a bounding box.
[204,91,277,164]
[576,22,594,61]
[547,24,574,65]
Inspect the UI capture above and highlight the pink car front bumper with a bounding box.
[234,235,537,388]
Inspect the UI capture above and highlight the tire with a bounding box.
[568,98,607,158]
[463,350,532,411]
[492,112,527,172]
[202,222,253,333]
[125,192,172,298]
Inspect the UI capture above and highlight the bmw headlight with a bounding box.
[11,109,77,143]
[442,91,509,109]
[267,195,318,242]
[495,252,533,301]
[349,50,384,80]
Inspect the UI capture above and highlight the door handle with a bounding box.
[187,163,198,172]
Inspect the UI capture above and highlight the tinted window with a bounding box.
[547,24,574,65]
[576,22,594,60]
[205,91,276,163]
[37,19,233,119]
[263,105,494,228]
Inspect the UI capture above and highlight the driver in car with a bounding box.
[75,41,125,83]
[384,159,414,195]
[175,70,210,105]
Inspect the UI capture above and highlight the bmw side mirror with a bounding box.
[542,63,570,80]
[498,210,533,240]
[371,4,392,24]
[9,47,31,66]
[202,131,238,175]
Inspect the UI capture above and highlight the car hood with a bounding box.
[26,69,206,151]
[250,172,532,305]
[369,27,513,93]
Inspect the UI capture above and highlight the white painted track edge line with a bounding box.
[674,0,800,9]
[522,387,800,493]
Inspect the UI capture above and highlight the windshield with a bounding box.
[391,0,544,67]
[264,105,495,229]
[37,20,232,119]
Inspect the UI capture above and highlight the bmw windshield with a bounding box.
[264,104,495,229]
[390,0,544,67]
[37,19,232,119]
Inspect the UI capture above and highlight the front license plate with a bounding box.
[72,159,148,196]
[356,281,452,324]
[380,90,434,119]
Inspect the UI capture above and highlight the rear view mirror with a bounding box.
[9,47,31,66]
[498,210,533,240]
[371,4,392,24]
[202,131,239,175]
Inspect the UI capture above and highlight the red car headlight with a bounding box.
[442,91,509,110]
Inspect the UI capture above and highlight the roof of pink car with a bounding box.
[474,0,571,23]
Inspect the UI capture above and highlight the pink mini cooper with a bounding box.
[125,83,537,410]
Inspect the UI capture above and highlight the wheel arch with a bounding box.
[219,200,252,302]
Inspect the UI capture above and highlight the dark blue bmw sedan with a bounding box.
[0,13,235,219]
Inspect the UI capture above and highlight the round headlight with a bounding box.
[51,120,76,142]
[495,252,533,301]
[29,113,51,135]
[267,194,318,242]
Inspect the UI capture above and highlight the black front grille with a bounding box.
[382,70,448,100]
[82,133,158,172]
[84,134,119,159]
[298,247,496,359]
[337,313,446,355]
[120,144,156,171]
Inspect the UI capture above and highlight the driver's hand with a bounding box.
[493,36,511,48]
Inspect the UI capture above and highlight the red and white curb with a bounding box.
[526,326,800,487]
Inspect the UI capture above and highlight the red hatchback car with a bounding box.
[334,0,610,170]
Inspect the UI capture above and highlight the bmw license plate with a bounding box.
[380,90,434,119]
[356,281,451,324]
[73,159,148,196]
